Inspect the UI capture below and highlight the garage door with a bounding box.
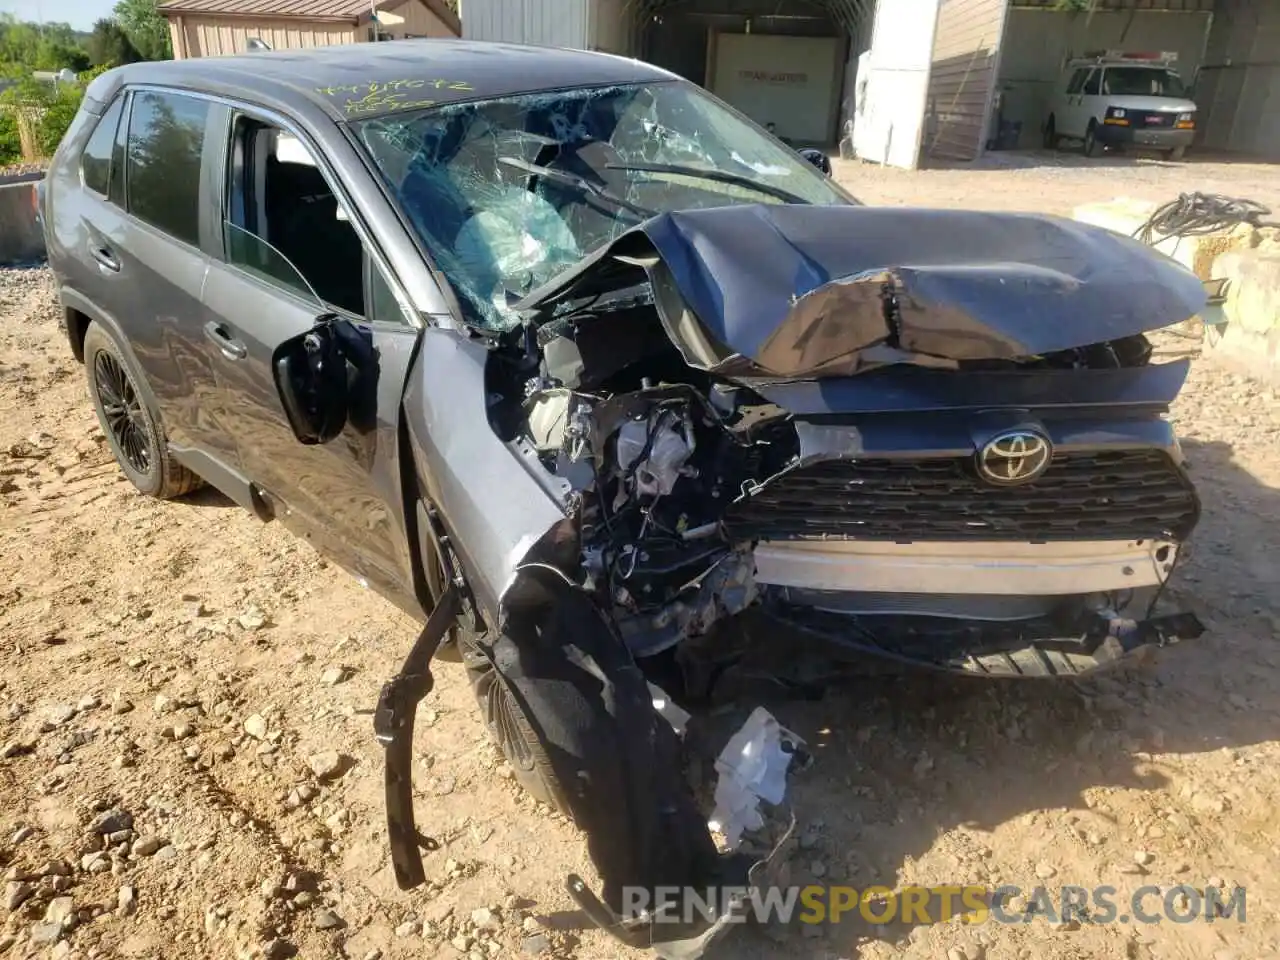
[710,33,844,144]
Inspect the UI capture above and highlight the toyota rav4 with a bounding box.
[43,40,1206,956]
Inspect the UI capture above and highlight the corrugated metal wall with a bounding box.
[460,0,588,47]
[168,15,356,58]
[924,0,1009,160]
[1198,0,1280,157]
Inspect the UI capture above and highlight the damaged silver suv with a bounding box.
[43,39,1205,955]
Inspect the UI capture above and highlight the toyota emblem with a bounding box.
[977,430,1052,485]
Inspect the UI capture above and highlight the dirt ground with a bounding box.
[3,159,1280,960]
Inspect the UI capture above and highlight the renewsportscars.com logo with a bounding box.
[620,884,1247,927]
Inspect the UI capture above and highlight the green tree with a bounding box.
[0,111,20,165]
[87,18,142,67]
[0,15,92,73]
[113,0,172,61]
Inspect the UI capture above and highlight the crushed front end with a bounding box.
[380,202,1209,957]
[504,204,1208,684]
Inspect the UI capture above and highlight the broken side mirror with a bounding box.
[797,147,832,176]
[272,314,369,445]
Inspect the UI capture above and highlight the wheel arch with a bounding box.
[60,285,166,421]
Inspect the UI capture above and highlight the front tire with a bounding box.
[1083,122,1101,157]
[460,630,568,811]
[83,324,201,500]
[1164,145,1187,162]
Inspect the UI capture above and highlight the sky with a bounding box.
[1,0,118,30]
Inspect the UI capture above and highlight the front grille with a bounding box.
[1137,111,1175,127]
[724,449,1199,542]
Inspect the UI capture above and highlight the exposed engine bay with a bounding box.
[483,204,1210,682]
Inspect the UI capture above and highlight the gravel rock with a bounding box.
[117,886,137,916]
[76,695,100,712]
[238,606,268,631]
[81,852,110,874]
[471,906,500,930]
[44,896,74,926]
[243,714,269,740]
[131,836,164,857]
[28,922,62,946]
[319,666,347,686]
[1035,861,1058,880]
[46,704,76,727]
[307,750,346,781]
[5,880,34,910]
[451,934,474,952]
[10,825,33,845]
[261,938,295,959]
[521,935,551,956]
[111,696,135,715]
[90,808,134,835]
[314,908,344,930]
[395,920,421,937]
[1135,850,1156,866]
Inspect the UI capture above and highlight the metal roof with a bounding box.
[94,39,675,121]
[159,0,462,32]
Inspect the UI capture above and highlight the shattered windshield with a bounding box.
[352,80,850,330]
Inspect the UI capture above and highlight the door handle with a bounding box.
[204,321,248,360]
[89,245,120,273]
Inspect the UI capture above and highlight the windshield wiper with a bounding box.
[497,156,654,218]
[603,161,811,205]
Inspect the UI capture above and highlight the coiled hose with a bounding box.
[1132,192,1280,245]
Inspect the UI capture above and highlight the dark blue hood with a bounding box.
[517,203,1208,378]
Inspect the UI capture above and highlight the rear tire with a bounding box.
[83,323,201,500]
[1043,117,1058,150]
[1083,122,1101,157]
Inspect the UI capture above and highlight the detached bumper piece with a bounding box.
[374,584,462,890]
[769,605,1205,678]
[566,812,799,960]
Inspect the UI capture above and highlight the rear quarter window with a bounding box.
[81,96,125,196]
[125,91,211,246]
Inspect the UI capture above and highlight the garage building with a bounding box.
[460,0,1280,165]
[160,0,460,60]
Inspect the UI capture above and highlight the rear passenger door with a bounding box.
[200,109,424,611]
[107,89,246,485]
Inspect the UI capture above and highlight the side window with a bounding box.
[108,96,129,208]
[126,90,211,246]
[81,96,124,197]
[1082,69,1102,96]
[1066,68,1089,95]
[223,115,367,317]
[367,254,411,325]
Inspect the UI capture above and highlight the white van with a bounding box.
[1043,51,1197,160]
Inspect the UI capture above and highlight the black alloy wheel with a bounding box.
[93,350,151,475]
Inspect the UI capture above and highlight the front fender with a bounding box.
[402,328,569,624]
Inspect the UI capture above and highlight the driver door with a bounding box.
[200,109,423,611]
